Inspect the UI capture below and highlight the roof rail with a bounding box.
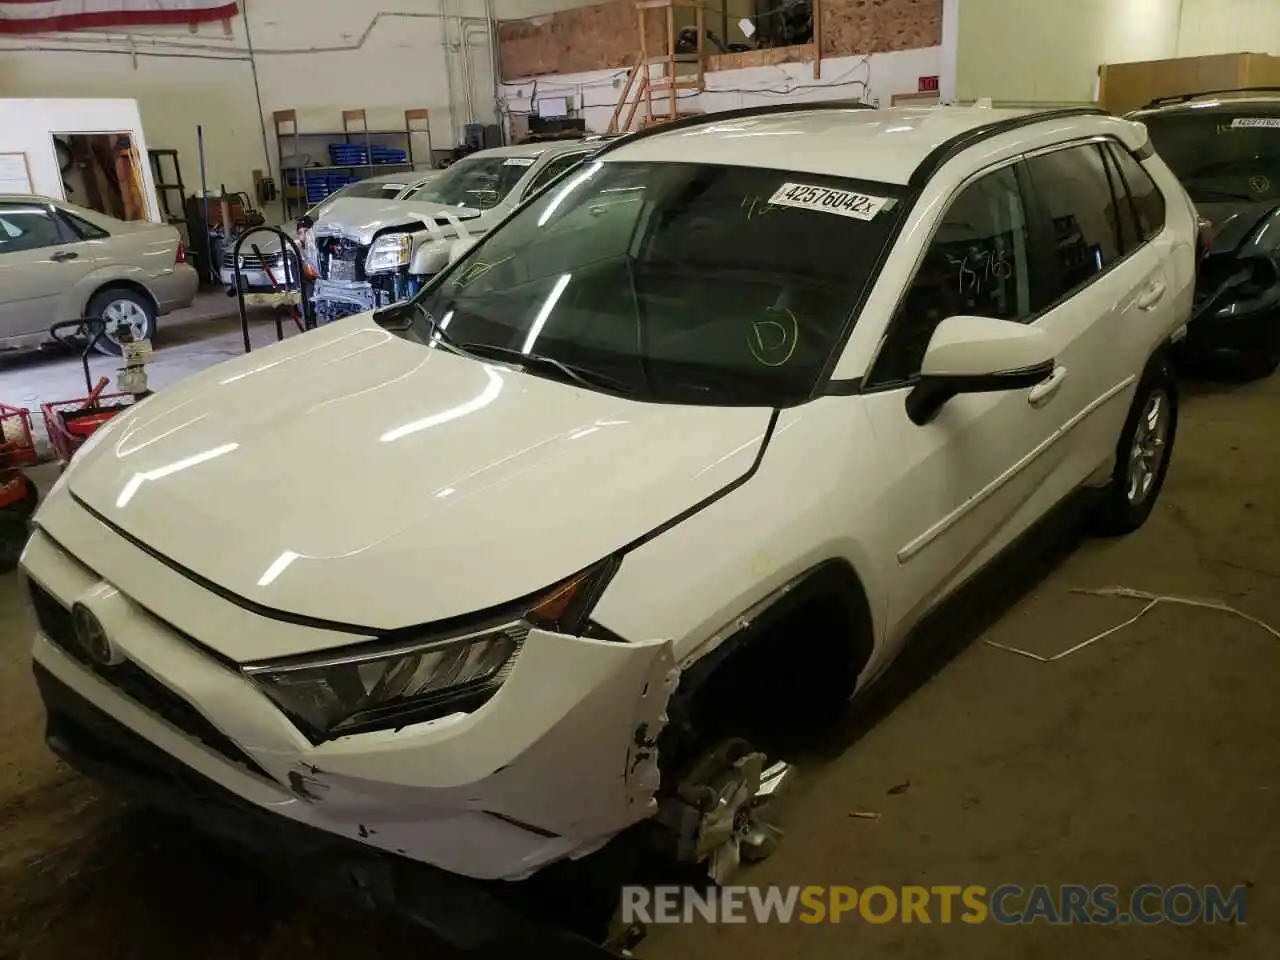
[908,106,1109,187]
[1141,86,1280,109]
[591,99,875,158]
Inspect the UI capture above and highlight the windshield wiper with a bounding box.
[406,301,469,356]
[457,342,632,395]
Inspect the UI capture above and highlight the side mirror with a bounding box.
[410,242,450,277]
[448,236,477,264]
[906,315,1056,425]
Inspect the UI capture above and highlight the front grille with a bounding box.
[29,580,273,782]
[222,250,267,269]
[317,236,368,282]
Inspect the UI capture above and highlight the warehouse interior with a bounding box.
[1,0,1278,957]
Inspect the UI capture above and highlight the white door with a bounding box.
[861,162,1084,651]
[1019,141,1170,483]
[0,202,97,341]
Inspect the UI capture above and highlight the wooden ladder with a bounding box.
[607,0,705,134]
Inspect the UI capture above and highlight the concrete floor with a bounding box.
[0,319,1276,958]
[0,291,300,457]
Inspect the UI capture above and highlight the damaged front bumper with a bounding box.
[34,662,629,957]
[22,519,679,888]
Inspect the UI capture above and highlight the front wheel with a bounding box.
[87,288,157,356]
[1091,354,1178,535]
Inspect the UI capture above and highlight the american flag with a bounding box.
[0,0,239,33]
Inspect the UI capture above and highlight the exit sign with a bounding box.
[918,75,940,93]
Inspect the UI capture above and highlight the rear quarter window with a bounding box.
[1106,142,1165,240]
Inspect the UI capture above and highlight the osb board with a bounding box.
[707,44,813,72]
[1099,53,1280,114]
[822,0,942,58]
[498,1,667,80]
[499,0,942,81]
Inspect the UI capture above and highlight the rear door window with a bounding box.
[1105,142,1166,240]
[58,209,110,240]
[1023,144,1121,296]
[0,204,67,254]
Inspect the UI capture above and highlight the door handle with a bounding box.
[1028,365,1067,406]
[50,250,79,262]
[1136,278,1166,310]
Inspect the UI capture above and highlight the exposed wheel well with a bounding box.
[85,280,157,317]
[666,559,875,765]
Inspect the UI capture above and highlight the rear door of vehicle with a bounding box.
[1104,140,1181,344]
[1021,140,1168,480]
[0,201,97,341]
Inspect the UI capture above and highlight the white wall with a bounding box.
[955,0,1183,103]
[1176,0,1280,57]
[0,0,507,208]
[501,47,946,133]
[0,98,161,217]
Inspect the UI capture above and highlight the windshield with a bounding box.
[344,180,411,200]
[1143,107,1280,203]
[303,179,407,218]
[393,160,907,406]
[401,153,535,209]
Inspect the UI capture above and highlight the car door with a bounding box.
[860,161,1083,645]
[0,201,98,341]
[1021,141,1164,478]
[1104,139,1181,344]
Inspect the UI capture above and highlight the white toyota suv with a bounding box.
[22,103,1194,951]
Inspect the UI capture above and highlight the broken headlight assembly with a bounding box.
[365,232,413,275]
[242,560,617,742]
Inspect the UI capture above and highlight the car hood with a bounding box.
[64,316,773,632]
[1196,200,1280,256]
[312,197,488,245]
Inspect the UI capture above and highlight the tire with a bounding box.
[87,287,157,357]
[1091,353,1178,535]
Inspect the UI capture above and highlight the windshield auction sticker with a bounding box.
[1231,118,1280,128]
[504,157,537,165]
[768,183,888,220]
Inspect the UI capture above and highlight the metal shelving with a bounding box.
[274,108,433,219]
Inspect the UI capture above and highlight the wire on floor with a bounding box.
[983,586,1280,663]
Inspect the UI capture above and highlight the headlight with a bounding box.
[365,233,413,274]
[242,560,617,742]
[244,622,525,742]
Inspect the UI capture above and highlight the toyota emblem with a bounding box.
[71,603,117,666]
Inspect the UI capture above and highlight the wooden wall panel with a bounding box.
[498,1,666,80]
[499,0,943,81]
[822,0,942,57]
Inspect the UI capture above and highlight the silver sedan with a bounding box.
[0,194,197,356]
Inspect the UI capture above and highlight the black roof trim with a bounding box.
[1141,86,1280,109]
[591,99,875,158]
[909,107,1110,187]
